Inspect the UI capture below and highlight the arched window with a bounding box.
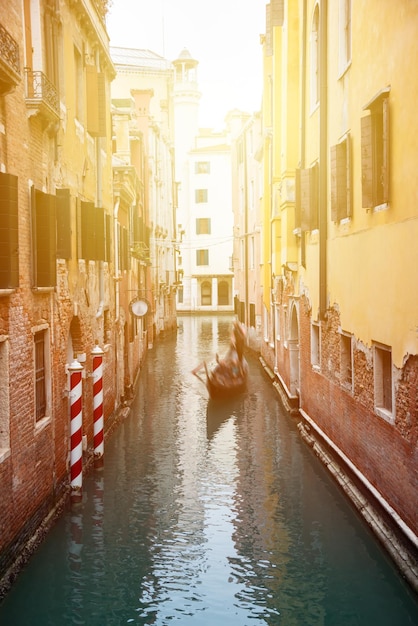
[218,281,229,306]
[311,4,320,108]
[201,281,212,305]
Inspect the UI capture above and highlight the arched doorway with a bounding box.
[201,281,212,306]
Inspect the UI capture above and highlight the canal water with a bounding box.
[1,315,417,625]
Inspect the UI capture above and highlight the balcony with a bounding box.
[25,69,60,127]
[0,23,20,94]
[130,241,151,265]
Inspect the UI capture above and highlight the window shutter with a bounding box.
[56,188,71,259]
[0,172,19,288]
[330,145,338,222]
[97,72,107,137]
[86,66,106,137]
[271,0,284,27]
[309,163,319,230]
[300,168,310,231]
[346,135,352,217]
[86,65,99,136]
[294,168,301,229]
[95,207,105,261]
[331,142,347,221]
[361,115,373,208]
[35,190,56,287]
[81,201,95,259]
[382,97,390,203]
[265,4,272,57]
[105,213,112,262]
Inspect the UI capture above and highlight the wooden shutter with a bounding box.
[300,168,310,231]
[95,207,105,261]
[265,4,272,57]
[0,172,19,288]
[86,65,99,136]
[310,163,318,230]
[294,168,301,228]
[35,190,56,287]
[271,0,284,27]
[97,73,107,137]
[86,67,106,137]
[105,213,112,262]
[81,201,95,259]
[361,115,373,208]
[331,142,347,222]
[382,97,390,203]
[56,188,71,259]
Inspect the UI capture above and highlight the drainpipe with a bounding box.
[95,50,104,320]
[114,196,120,322]
[319,0,328,319]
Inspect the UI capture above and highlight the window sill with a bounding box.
[0,448,11,463]
[32,286,55,294]
[375,406,395,424]
[35,415,51,433]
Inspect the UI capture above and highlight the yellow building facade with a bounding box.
[260,0,418,588]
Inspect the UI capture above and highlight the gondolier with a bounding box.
[192,320,248,400]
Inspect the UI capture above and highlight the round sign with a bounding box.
[129,298,149,317]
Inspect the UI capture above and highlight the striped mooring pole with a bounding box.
[69,357,83,500]
[92,342,104,465]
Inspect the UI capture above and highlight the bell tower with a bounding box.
[172,48,201,181]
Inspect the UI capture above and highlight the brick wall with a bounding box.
[298,295,418,536]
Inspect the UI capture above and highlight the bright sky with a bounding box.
[106,0,266,129]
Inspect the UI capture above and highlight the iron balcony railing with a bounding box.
[25,69,60,119]
[0,22,20,92]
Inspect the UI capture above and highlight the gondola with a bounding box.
[192,321,248,400]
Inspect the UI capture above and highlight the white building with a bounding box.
[173,50,234,313]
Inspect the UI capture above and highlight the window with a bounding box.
[374,343,393,419]
[0,172,19,289]
[196,249,209,266]
[195,161,210,174]
[34,330,47,421]
[297,163,319,231]
[196,218,211,235]
[177,286,183,304]
[331,136,351,221]
[201,281,211,305]
[311,322,320,368]
[340,332,353,388]
[339,0,352,71]
[218,281,229,305]
[361,88,390,209]
[310,4,320,108]
[195,189,208,203]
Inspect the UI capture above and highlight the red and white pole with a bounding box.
[69,357,83,498]
[92,342,104,463]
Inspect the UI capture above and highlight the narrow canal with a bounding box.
[1,315,417,625]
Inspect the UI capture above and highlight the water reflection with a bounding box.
[0,315,417,625]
